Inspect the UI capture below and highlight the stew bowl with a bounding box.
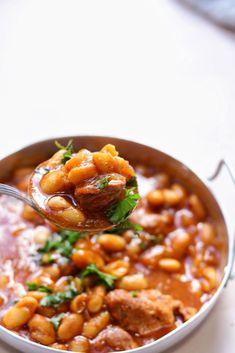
[0,136,234,353]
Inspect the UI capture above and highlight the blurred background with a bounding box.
[0,0,235,178]
[0,1,234,352]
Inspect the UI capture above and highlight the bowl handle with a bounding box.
[208,158,235,184]
[208,158,235,284]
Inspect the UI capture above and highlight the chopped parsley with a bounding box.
[130,291,139,298]
[58,240,74,257]
[60,230,87,244]
[62,151,73,164]
[127,176,138,187]
[26,282,52,293]
[39,234,62,253]
[96,176,109,190]
[41,253,55,265]
[81,263,117,289]
[40,287,77,307]
[50,313,65,330]
[108,219,143,234]
[35,167,50,175]
[106,188,140,225]
[55,139,74,164]
[39,230,86,258]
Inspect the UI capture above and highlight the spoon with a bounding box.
[0,183,111,231]
[0,183,40,212]
[0,183,113,231]
[0,181,139,232]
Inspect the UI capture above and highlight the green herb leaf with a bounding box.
[127,176,137,187]
[106,188,140,224]
[59,230,86,245]
[58,240,73,257]
[41,253,55,265]
[131,223,143,232]
[62,151,73,164]
[108,219,143,234]
[35,167,50,175]
[50,313,65,330]
[96,176,109,190]
[38,234,62,253]
[130,290,139,298]
[81,263,117,289]
[55,140,74,164]
[38,230,86,258]
[26,282,52,293]
[55,140,74,152]
[40,288,77,307]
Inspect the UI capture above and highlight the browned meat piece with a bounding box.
[75,173,126,211]
[105,289,174,335]
[92,325,137,352]
[105,289,196,336]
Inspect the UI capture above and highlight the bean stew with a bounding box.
[0,142,224,352]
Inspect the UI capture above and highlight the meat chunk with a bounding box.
[105,289,174,335]
[105,289,196,336]
[92,325,137,352]
[75,173,126,210]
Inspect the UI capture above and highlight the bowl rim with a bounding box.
[0,135,233,353]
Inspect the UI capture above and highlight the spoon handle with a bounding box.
[0,183,38,210]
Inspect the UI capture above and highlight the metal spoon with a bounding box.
[0,183,127,232]
[0,183,102,231]
[0,183,39,211]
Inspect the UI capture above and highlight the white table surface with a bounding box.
[0,1,235,352]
